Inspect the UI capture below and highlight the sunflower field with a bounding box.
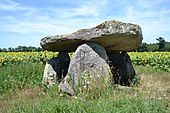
[0,51,170,72]
[0,51,58,67]
[129,52,170,72]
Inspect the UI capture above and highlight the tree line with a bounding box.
[0,37,169,52]
[137,37,170,52]
[0,46,43,52]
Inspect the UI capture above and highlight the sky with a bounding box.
[0,0,170,48]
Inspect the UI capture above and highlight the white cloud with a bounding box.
[47,0,108,18]
[120,0,170,42]
[0,0,19,10]
[138,0,168,8]
[123,5,167,22]
[71,0,108,17]
[0,0,169,43]
[0,0,35,11]
[0,21,73,35]
[0,0,109,35]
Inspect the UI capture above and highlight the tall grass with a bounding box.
[0,63,169,113]
[0,62,44,94]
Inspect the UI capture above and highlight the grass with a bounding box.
[0,62,44,94]
[0,62,169,113]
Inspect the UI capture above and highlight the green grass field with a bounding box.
[0,62,169,113]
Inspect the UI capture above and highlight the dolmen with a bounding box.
[40,20,143,95]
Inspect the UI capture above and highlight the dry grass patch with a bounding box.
[0,86,42,113]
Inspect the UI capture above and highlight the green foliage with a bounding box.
[0,62,44,94]
[136,37,170,52]
[156,37,166,51]
[136,43,148,52]
[0,51,58,67]
[0,46,43,52]
[10,97,168,113]
[145,43,159,52]
[129,52,170,72]
[0,63,169,113]
[165,42,170,51]
[1,52,170,72]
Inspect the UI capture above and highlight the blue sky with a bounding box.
[0,0,170,48]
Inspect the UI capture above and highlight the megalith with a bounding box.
[58,42,111,95]
[40,19,143,94]
[40,20,143,52]
[108,52,136,86]
[43,51,70,87]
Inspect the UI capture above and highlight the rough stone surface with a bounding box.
[40,20,143,52]
[108,52,136,86]
[58,42,111,95]
[43,51,70,87]
[68,42,111,85]
[58,80,74,96]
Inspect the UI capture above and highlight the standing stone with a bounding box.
[108,52,136,86]
[43,51,70,87]
[58,42,111,95]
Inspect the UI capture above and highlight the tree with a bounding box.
[156,37,166,51]
[22,46,29,52]
[2,48,7,52]
[136,43,148,52]
[0,46,43,52]
[8,47,14,52]
[165,42,170,51]
[37,47,43,52]
[15,46,22,52]
[147,43,159,52]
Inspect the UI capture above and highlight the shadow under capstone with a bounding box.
[108,51,137,86]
